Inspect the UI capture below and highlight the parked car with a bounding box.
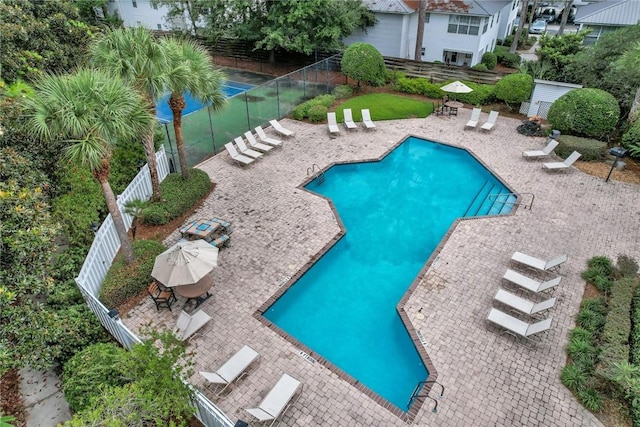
[529,20,547,35]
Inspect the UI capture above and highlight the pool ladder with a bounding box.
[407,380,445,413]
[307,163,325,185]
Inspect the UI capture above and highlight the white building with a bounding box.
[344,0,519,66]
[105,0,185,31]
[574,0,640,44]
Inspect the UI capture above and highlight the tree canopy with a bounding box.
[0,0,96,84]
[341,42,386,87]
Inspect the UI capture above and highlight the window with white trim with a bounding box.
[483,17,488,33]
[448,15,481,35]
[132,0,137,7]
[425,13,430,23]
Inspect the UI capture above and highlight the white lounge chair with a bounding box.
[343,108,358,131]
[255,126,283,147]
[487,308,552,341]
[173,309,211,341]
[327,112,340,135]
[269,119,295,137]
[245,373,303,426]
[465,108,482,129]
[480,110,499,131]
[511,251,568,272]
[235,137,265,159]
[200,345,260,396]
[234,137,263,159]
[523,139,559,158]
[494,288,556,315]
[503,269,562,293]
[244,134,273,153]
[543,151,581,171]
[224,143,254,166]
[361,109,376,130]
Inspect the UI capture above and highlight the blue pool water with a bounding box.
[264,137,513,411]
[155,81,254,123]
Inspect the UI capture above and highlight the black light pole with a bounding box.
[605,147,628,182]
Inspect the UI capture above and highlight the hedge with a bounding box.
[494,73,534,104]
[393,77,496,105]
[547,88,620,139]
[596,277,636,387]
[556,135,608,162]
[631,284,640,365]
[99,239,166,309]
[481,52,497,70]
[140,168,212,226]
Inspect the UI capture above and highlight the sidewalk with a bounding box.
[20,368,71,427]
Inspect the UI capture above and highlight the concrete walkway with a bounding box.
[123,113,639,426]
[20,368,70,426]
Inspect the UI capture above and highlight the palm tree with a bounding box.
[162,37,227,179]
[89,27,171,202]
[27,69,153,264]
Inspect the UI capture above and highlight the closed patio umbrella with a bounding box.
[152,239,219,287]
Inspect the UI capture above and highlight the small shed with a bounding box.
[522,79,583,119]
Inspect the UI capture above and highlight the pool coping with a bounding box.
[253,134,519,423]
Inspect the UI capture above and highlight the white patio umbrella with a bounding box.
[440,80,474,94]
[151,239,219,287]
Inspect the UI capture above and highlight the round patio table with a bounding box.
[174,274,214,308]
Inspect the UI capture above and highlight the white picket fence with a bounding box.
[74,146,234,427]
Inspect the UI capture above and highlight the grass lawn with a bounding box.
[333,93,434,122]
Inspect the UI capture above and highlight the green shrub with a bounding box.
[596,277,636,386]
[576,308,605,335]
[495,48,522,68]
[578,388,604,412]
[99,239,166,309]
[341,42,387,86]
[631,286,640,365]
[49,305,112,367]
[471,63,489,71]
[570,327,594,344]
[453,81,496,105]
[622,119,640,158]
[494,73,534,105]
[292,94,337,120]
[547,88,620,139]
[62,343,127,412]
[332,85,354,99]
[308,105,328,123]
[568,337,598,368]
[561,363,588,392]
[614,361,640,426]
[140,169,211,226]
[617,254,639,279]
[385,70,405,85]
[588,256,616,277]
[481,52,497,70]
[394,76,442,98]
[555,135,608,161]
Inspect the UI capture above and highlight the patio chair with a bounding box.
[361,109,376,130]
[148,281,176,311]
[494,288,556,316]
[343,108,358,131]
[503,269,562,293]
[480,110,499,131]
[173,309,212,341]
[327,112,340,136]
[487,308,552,342]
[224,143,254,166]
[200,345,261,396]
[245,373,303,426]
[465,108,482,129]
[523,139,559,159]
[511,251,568,272]
[543,151,581,171]
[209,234,230,248]
[245,133,273,153]
[269,119,295,137]
[255,126,283,147]
[234,137,263,159]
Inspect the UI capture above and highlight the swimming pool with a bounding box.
[264,137,513,412]
[155,81,254,123]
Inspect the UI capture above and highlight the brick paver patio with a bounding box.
[124,112,639,426]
